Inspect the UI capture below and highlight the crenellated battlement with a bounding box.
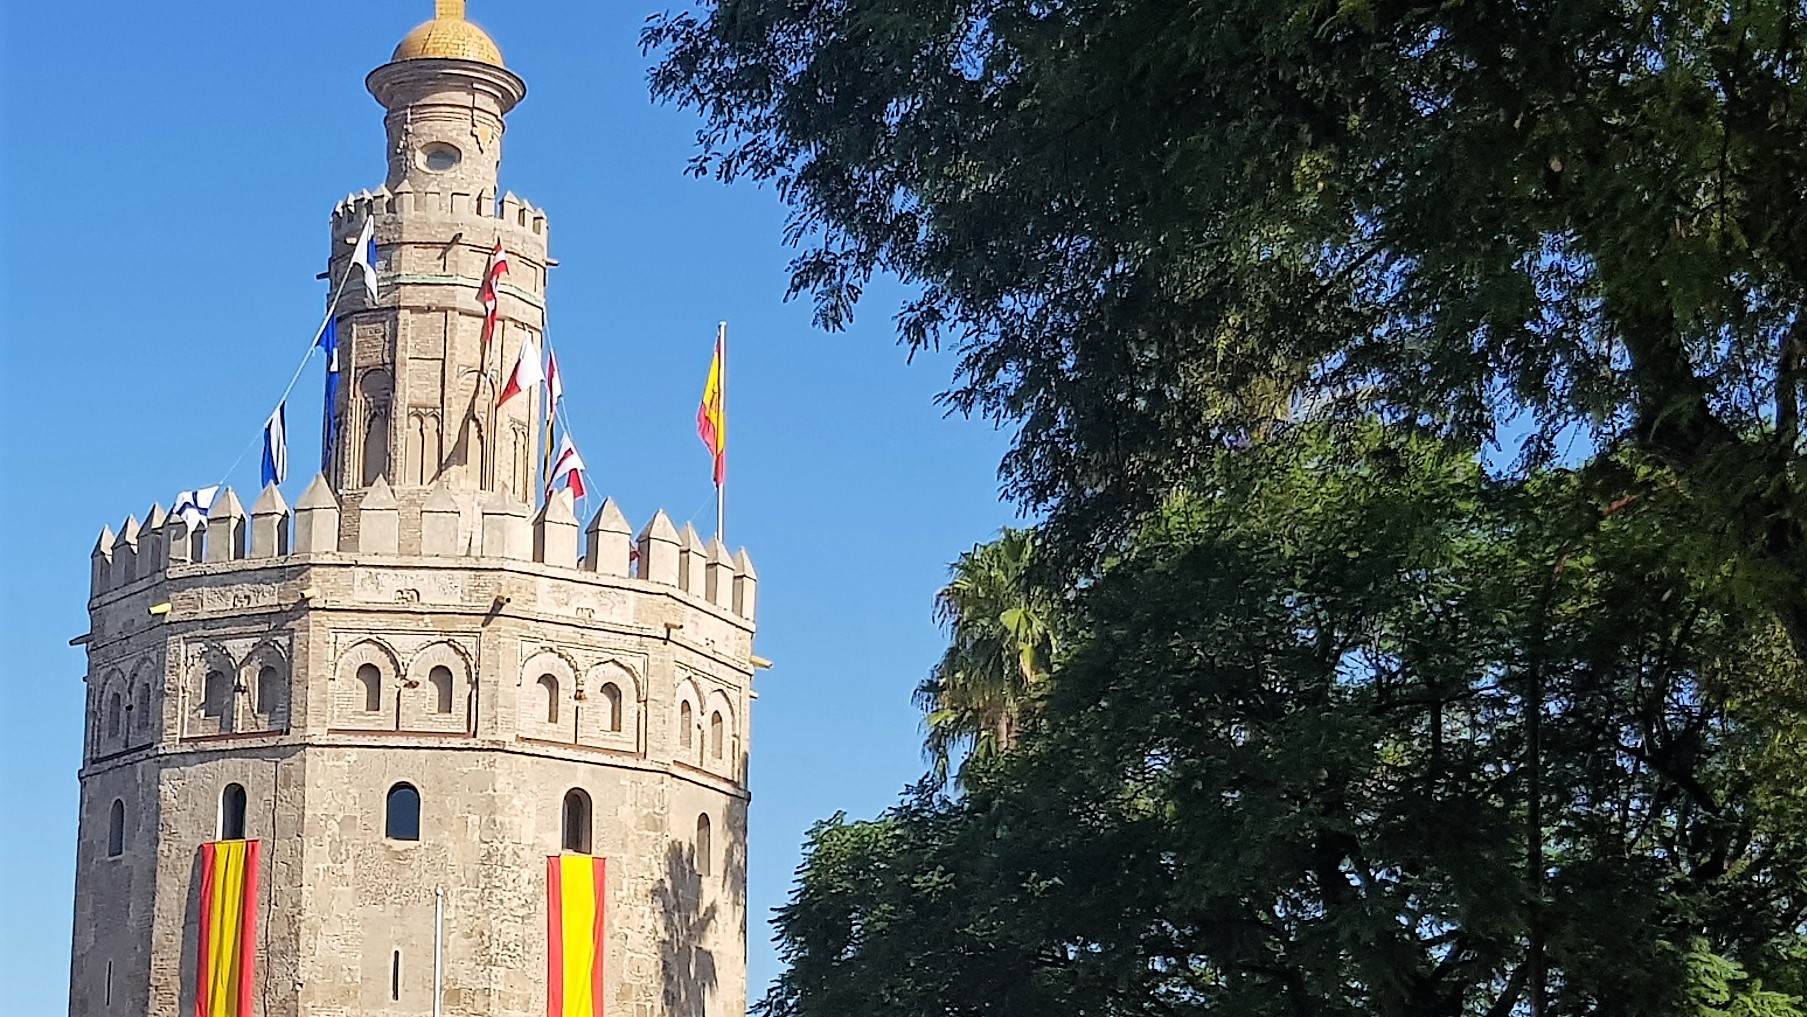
[331,186,549,239]
[87,475,758,624]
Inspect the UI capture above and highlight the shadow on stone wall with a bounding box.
[654,841,717,1017]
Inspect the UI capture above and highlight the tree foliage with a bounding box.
[760,429,1807,1016]
[646,0,1807,654]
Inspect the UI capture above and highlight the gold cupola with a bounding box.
[393,0,504,67]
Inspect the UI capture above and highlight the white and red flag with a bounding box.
[550,434,587,499]
[547,348,563,404]
[479,241,509,345]
[498,334,545,408]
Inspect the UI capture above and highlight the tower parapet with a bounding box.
[87,477,759,623]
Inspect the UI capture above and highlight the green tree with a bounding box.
[645,0,1807,659]
[914,529,1059,781]
[757,429,1807,1017]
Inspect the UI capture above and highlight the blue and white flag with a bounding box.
[173,487,220,532]
[262,403,288,488]
[351,215,379,302]
[319,317,340,470]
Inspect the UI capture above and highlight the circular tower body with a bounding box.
[66,10,757,1017]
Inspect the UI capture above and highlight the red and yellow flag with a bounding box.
[195,840,260,1017]
[547,855,607,1017]
[696,335,725,487]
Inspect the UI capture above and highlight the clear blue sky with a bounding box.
[0,3,1015,1012]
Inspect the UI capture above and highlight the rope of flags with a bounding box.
[184,218,729,538]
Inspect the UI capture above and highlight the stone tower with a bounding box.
[67,7,758,1016]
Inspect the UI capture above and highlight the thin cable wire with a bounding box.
[213,265,357,489]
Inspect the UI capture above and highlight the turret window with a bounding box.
[106,799,125,857]
[429,666,454,715]
[679,701,694,749]
[599,683,622,733]
[220,783,247,841]
[695,813,712,877]
[386,783,421,841]
[202,670,229,718]
[710,711,725,760]
[359,663,383,713]
[538,674,560,724]
[562,789,592,854]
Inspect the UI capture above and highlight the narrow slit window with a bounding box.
[695,813,712,877]
[391,950,401,1001]
[562,789,592,854]
[538,674,559,724]
[220,783,247,841]
[359,664,383,713]
[600,683,622,733]
[106,799,125,857]
[429,666,453,714]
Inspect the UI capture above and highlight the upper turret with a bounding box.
[366,0,524,195]
[326,1,548,510]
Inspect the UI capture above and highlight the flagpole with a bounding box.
[716,320,727,544]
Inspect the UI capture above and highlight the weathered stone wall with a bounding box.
[71,499,757,1017]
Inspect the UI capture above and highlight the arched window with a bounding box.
[220,783,247,840]
[599,683,623,733]
[359,663,383,713]
[695,813,712,877]
[386,783,421,841]
[562,789,592,854]
[360,370,392,487]
[538,675,559,724]
[134,683,151,731]
[202,670,229,718]
[679,701,694,748]
[106,799,125,857]
[257,666,281,714]
[429,666,453,715]
[106,692,123,740]
[710,711,725,760]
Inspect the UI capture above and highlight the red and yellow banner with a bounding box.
[195,840,260,1017]
[696,336,725,487]
[547,855,607,1017]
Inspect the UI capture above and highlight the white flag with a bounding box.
[173,486,220,531]
[351,215,379,302]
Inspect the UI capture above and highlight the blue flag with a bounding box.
[319,317,340,471]
[262,403,288,488]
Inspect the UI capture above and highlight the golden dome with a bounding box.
[393,4,503,67]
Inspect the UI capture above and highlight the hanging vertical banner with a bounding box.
[546,855,607,1017]
[195,840,260,1017]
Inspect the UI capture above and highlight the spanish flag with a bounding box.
[696,332,725,487]
[547,856,607,1017]
[195,840,260,1017]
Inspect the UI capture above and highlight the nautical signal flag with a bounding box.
[195,840,260,1017]
[499,335,545,408]
[551,435,586,499]
[352,216,379,303]
[261,403,288,489]
[480,241,509,346]
[547,855,607,1017]
[697,334,725,487]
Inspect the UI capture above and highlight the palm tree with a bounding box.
[915,529,1058,785]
